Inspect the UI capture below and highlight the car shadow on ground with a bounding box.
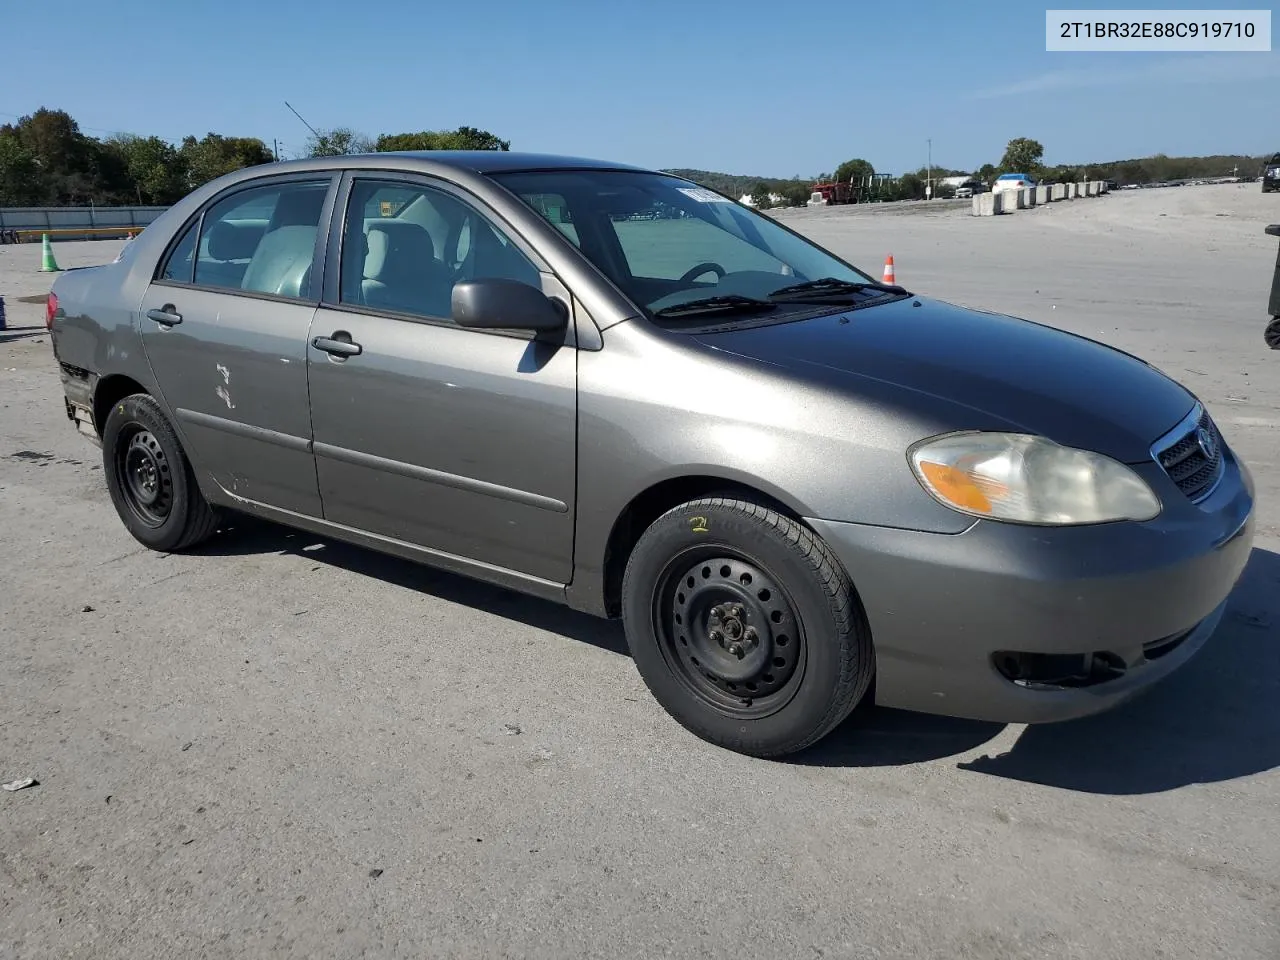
[0,325,46,343]
[191,515,630,657]
[192,518,1279,794]
[803,547,1280,795]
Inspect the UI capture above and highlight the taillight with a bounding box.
[46,291,58,330]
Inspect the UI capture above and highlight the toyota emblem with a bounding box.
[1196,425,1217,460]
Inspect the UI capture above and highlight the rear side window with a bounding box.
[192,180,329,299]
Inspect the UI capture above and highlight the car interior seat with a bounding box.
[239,187,327,298]
[362,221,453,317]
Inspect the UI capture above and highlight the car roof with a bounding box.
[245,151,652,177]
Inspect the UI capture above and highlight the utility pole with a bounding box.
[273,139,280,162]
[927,138,933,199]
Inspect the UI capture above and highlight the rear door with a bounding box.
[137,174,338,516]
[305,173,579,584]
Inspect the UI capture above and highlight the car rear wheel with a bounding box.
[102,393,220,552]
[621,496,874,758]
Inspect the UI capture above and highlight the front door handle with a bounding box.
[312,333,362,358]
[146,305,182,326]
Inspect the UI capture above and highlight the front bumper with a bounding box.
[807,452,1255,724]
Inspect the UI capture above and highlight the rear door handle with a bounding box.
[312,334,362,358]
[146,305,182,326]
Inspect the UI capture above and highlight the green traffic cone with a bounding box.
[40,233,61,272]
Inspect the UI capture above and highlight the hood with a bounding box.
[694,295,1195,463]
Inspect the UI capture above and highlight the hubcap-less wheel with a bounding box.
[656,550,804,720]
[117,427,173,527]
[1266,316,1280,350]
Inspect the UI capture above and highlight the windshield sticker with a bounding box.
[677,187,731,203]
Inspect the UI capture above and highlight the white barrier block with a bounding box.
[1035,185,1051,204]
[1024,187,1037,207]
[973,192,999,216]
[1086,181,1099,197]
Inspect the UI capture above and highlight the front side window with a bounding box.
[490,169,882,322]
[193,179,329,298]
[339,178,542,322]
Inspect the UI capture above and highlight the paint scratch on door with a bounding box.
[217,363,231,384]
[215,385,235,410]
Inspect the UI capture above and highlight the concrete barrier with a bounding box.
[1024,187,1037,207]
[972,192,1002,216]
[1052,183,1067,201]
[1035,185,1051,204]
[1086,181,1099,197]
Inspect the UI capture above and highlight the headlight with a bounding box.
[908,432,1161,525]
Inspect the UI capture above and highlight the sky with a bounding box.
[4,0,1278,178]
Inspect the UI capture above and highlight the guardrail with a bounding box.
[1,225,145,244]
[0,204,167,241]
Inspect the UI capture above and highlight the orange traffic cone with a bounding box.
[882,254,896,284]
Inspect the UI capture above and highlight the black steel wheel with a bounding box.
[102,393,220,552]
[117,426,174,527]
[655,548,806,720]
[1265,316,1280,350]
[622,496,875,758]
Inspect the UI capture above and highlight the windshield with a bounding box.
[489,169,884,320]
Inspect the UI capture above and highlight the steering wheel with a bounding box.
[679,262,726,284]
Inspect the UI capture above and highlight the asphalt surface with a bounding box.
[2,185,1278,959]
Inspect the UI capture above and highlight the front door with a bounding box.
[137,175,336,516]
[305,175,578,584]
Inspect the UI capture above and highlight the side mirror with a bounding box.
[451,278,567,332]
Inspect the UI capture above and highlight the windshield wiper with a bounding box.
[653,295,778,319]
[768,277,907,302]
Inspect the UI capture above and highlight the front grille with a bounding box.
[1153,406,1224,502]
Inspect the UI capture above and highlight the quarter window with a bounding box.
[339,179,542,322]
[158,218,198,283]
[192,180,329,298]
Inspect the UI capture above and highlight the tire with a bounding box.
[621,496,875,758]
[1265,317,1280,350]
[101,392,221,552]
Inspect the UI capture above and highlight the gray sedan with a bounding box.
[47,152,1255,758]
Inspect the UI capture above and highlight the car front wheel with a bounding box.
[101,393,220,552]
[621,496,874,758]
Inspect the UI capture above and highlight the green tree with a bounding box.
[178,134,274,190]
[749,182,773,208]
[306,127,373,157]
[0,131,41,204]
[998,137,1045,176]
[105,134,187,204]
[779,181,813,207]
[893,172,926,201]
[833,158,874,184]
[374,126,511,152]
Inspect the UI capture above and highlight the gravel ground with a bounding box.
[2,184,1278,960]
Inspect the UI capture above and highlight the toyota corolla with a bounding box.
[47,152,1255,757]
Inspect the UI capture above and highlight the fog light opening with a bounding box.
[993,650,1128,689]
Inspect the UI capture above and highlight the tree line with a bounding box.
[0,107,511,207]
[3,109,1270,210]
